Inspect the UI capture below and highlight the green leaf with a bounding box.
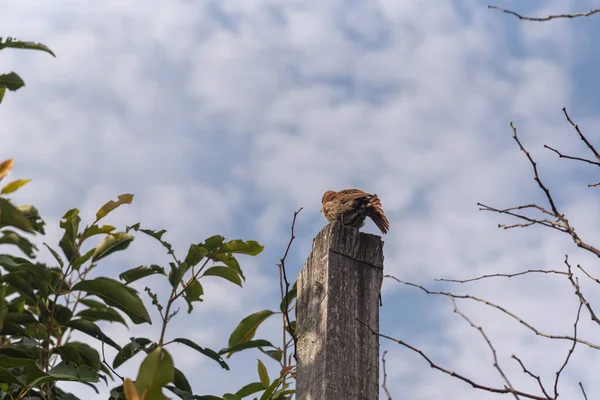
[71,248,95,271]
[53,342,101,372]
[228,310,275,348]
[3,311,37,325]
[76,307,127,327]
[65,319,121,351]
[0,229,37,258]
[173,368,192,393]
[211,253,245,281]
[0,365,23,386]
[279,281,297,313]
[95,194,134,221]
[72,277,151,324]
[79,299,107,309]
[0,37,56,56]
[171,338,229,370]
[183,279,203,313]
[80,224,115,241]
[204,235,225,252]
[202,266,242,287]
[68,342,101,370]
[3,273,35,302]
[1,321,28,336]
[0,86,5,103]
[235,382,265,398]
[260,348,283,363]
[112,338,154,369]
[1,179,31,195]
[18,205,45,234]
[257,359,269,388]
[119,264,165,284]
[59,209,81,262]
[260,377,281,400]
[0,72,25,91]
[0,159,14,181]
[220,339,275,358]
[50,303,74,326]
[134,347,174,400]
[43,361,98,384]
[43,243,64,268]
[0,197,34,233]
[92,232,134,262]
[221,240,264,256]
[184,244,209,267]
[223,394,243,400]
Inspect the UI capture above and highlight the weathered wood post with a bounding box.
[296,221,384,400]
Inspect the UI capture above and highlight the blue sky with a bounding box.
[3,0,600,398]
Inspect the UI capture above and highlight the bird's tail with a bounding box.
[367,194,389,234]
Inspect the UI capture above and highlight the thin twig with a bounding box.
[512,355,550,398]
[564,256,600,326]
[553,296,583,398]
[357,319,549,400]
[437,269,568,284]
[385,275,600,350]
[449,297,518,399]
[579,382,588,400]
[562,107,600,161]
[278,207,302,362]
[382,350,392,400]
[543,145,600,166]
[488,5,600,21]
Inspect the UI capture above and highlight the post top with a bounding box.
[313,221,384,268]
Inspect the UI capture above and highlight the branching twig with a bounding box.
[385,275,600,350]
[553,295,583,398]
[564,256,600,326]
[512,355,550,398]
[437,269,568,284]
[480,122,600,259]
[449,297,518,399]
[357,319,549,400]
[488,5,600,21]
[278,207,302,362]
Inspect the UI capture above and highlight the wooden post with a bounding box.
[296,221,384,400]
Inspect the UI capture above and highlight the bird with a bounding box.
[321,189,389,235]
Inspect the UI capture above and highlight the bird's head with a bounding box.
[321,190,336,206]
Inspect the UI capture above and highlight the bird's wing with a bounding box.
[336,189,372,202]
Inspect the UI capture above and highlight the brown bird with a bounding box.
[321,189,390,235]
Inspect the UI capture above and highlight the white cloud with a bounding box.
[2,0,600,399]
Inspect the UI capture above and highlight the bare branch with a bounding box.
[565,256,600,326]
[477,203,567,233]
[278,207,303,362]
[357,318,549,400]
[512,355,550,399]
[437,269,568,284]
[577,264,600,285]
[385,275,600,351]
[543,144,600,166]
[488,5,600,22]
[562,107,600,161]
[554,297,583,398]
[580,382,588,400]
[449,296,519,399]
[480,121,600,258]
[382,350,392,400]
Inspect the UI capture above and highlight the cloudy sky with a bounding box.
[3,0,600,398]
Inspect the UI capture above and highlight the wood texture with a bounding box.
[296,221,384,400]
